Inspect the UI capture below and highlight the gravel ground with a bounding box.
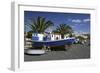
[24,44,90,62]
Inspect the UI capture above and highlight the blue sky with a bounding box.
[24,11,90,34]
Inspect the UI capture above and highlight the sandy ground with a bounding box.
[24,44,90,62]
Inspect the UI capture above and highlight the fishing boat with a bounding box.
[25,33,75,55]
[32,33,75,47]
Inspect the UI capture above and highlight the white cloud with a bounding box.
[70,18,90,23]
[72,19,82,23]
[83,18,90,22]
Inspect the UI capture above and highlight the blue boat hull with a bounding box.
[32,38,75,47]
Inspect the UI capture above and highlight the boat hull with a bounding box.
[32,38,75,47]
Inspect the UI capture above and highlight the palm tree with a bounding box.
[28,16,54,33]
[53,24,73,39]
